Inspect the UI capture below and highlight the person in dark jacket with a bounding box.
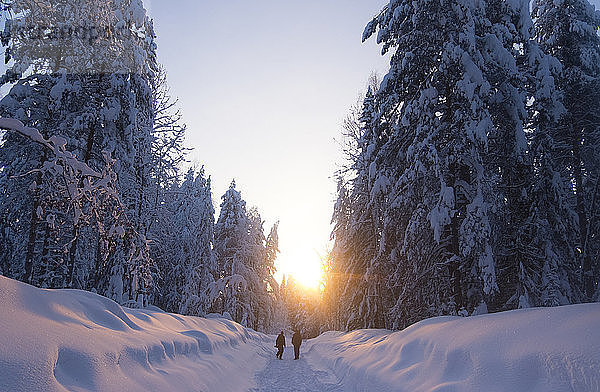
[292,330,302,360]
[275,331,286,359]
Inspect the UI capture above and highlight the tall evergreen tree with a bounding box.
[327,180,352,331]
[363,0,503,328]
[0,0,158,306]
[478,0,578,310]
[150,168,216,315]
[344,0,582,329]
[329,87,389,330]
[533,0,600,301]
[213,180,249,320]
[178,169,216,317]
[213,181,280,331]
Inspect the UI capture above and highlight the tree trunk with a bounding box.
[93,232,103,291]
[66,126,96,288]
[24,158,46,284]
[24,201,40,284]
[571,125,593,299]
[449,162,468,313]
[39,222,51,287]
[67,227,78,288]
[583,177,599,299]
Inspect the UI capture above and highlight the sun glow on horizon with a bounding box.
[276,252,324,291]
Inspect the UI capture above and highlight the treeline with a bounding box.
[321,0,600,331]
[0,0,284,332]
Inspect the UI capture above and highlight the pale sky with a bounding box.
[148,0,390,288]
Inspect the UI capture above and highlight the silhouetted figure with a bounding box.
[292,330,302,360]
[275,331,286,359]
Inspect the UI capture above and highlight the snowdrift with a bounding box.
[1,275,599,392]
[0,276,272,392]
[305,304,600,392]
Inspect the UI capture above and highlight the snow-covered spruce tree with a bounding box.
[0,76,151,290]
[213,180,249,319]
[214,181,266,328]
[524,53,579,308]
[1,0,154,79]
[323,180,350,331]
[329,86,389,330]
[0,74,111,288]
[0,0,158,305]
[177,169,216,317]
[150,168,216,315]
[0,118,151,301]
[0,75,62,284]
[478,0,579,310]
[258,221,282,332]
[245,208,272,331]
[355,88,392,330]
[145,65,193,310]
[213,181,279,331]
[356,0,586,326]
[364,0,502,327]
[533,0,600,301]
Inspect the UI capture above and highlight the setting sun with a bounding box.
[276,252,324,291]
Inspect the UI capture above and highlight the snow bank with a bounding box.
[0,276,272,392]
[305,304,600,392]
[2,274,599,392]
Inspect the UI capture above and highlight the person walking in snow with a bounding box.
[292,330,302,360]
[275,331,286,359]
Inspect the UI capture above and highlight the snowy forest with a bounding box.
[1,0,600,341]
[319,0,600,333]
[0,0,286,333]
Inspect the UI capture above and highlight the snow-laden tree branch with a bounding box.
[0,117,152,306]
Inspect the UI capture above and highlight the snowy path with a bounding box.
[249,343,345,392]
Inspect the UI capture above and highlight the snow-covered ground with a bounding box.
[1,275,599,392]
[306,306,600,392]
[0,275,272,391]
